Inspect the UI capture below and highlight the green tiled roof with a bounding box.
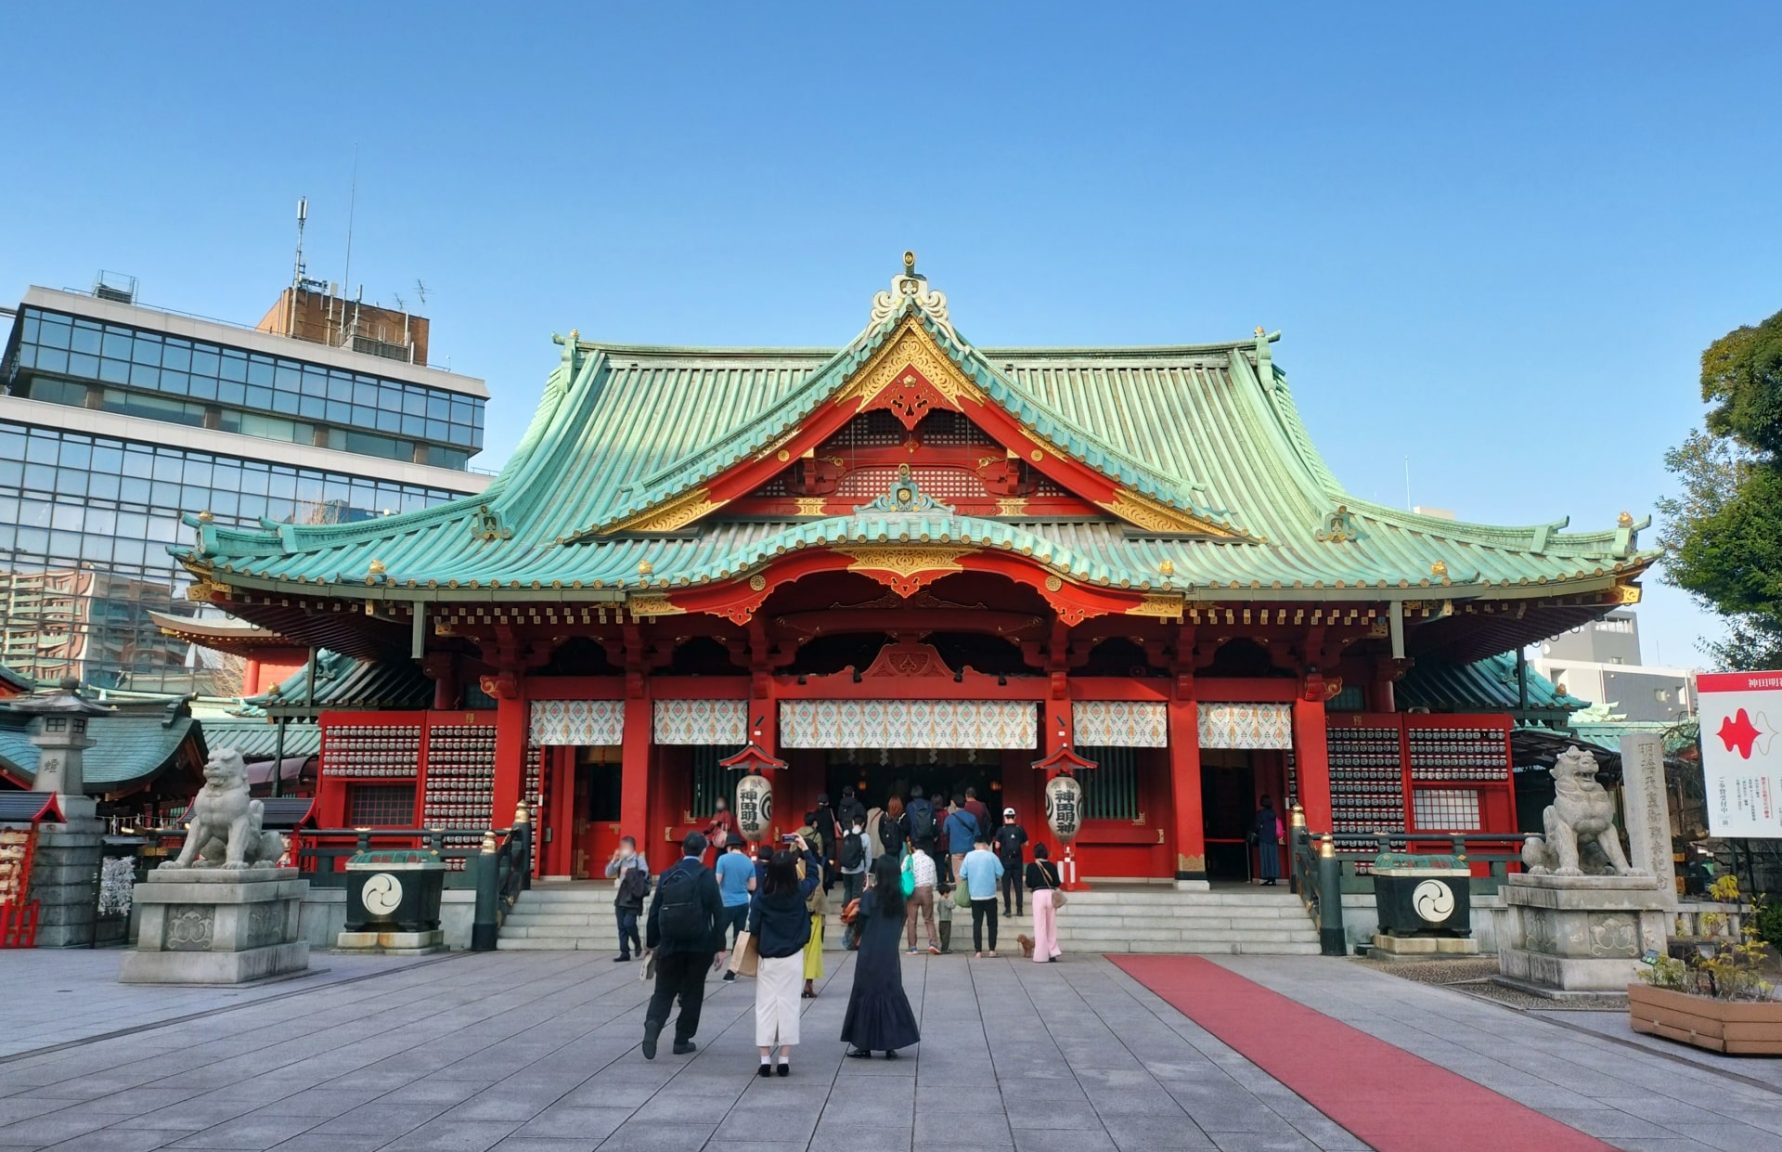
[177,268,1656,613]
[244,650,433,717]
[1398,653,1589,714]
[197,718,321,760]
[0,712,203,790]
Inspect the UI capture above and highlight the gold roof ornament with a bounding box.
[1254,326,1266,338]
[637,559,654,576]
[368,559,385,576]
[197,510,214,523]
[1617,511,1634,527]
[1431,560,1448,578]
[1159,559,1175,576]
[904,250,916,274]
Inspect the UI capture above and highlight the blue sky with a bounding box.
[5,3,1779,669]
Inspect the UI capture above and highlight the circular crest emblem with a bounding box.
[361,872,403,917]
[1412,879,1455,923]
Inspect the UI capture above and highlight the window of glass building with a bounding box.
[0,419,463,694]
[8,307,485,457]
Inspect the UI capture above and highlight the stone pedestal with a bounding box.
[29,809,103,949]
[1371,933,1480,959]
[121,867,309,984]
[336,928,444,955]
[1496,873,1669,997]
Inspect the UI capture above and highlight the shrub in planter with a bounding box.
[1632,877,1781,1055]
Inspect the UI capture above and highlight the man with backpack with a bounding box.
[945,794,981,884]
[993,808,1029,917]
[604,836,650,962]
[642,832,723,1060]
[905,785,937,852]
[837,813,872,949]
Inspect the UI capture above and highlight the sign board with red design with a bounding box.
[1697,671,1782,838]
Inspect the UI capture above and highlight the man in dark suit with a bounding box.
[641,832,724,1059]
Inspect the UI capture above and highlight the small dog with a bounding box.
[1017,934,1035,958]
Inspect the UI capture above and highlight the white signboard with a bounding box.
[1696,671,1782,838]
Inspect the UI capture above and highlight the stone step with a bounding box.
[1052,905,1311,920]
[499,887,1321,954]
[1059,923,1317,941]
[1092,940,1324,956]
[503,913,616,928]
[496,936,629,951]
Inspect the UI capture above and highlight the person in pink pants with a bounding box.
[1025,843,1063,962]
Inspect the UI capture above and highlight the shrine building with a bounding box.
[175,256,1656,886]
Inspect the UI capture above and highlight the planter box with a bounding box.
[1627,983,1782,1055]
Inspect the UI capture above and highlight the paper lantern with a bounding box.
[734,773,775,842]
[1044,774,1085,845]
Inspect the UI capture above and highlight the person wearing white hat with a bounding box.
[992,807,1029,917]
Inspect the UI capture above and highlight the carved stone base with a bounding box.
[120,867,309,984]
[1495,873,1668,995]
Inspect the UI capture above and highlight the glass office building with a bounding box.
[0,286,489,692]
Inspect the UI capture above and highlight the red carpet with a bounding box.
[1113,956,1613,1152]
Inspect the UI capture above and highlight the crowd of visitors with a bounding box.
[628,788,1068,1069]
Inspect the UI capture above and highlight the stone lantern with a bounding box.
[9,677,111,822]
[5,677,112,947]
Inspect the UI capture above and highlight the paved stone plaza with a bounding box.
[0,950,1779,1152]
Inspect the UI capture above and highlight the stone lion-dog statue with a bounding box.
[1520,746,1645,877]
[159,749,287,870]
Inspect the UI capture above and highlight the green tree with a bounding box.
[1658,308,1782,670]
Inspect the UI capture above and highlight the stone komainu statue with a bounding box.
[159,748,287,870]
[1520,746,1645,877]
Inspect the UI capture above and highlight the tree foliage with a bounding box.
[1658,308,1782,670]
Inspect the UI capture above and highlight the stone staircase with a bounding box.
[497,882,1321,955]
[1053,886,1322,955]
[496,885,625,952]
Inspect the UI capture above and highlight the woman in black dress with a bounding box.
[841,853,921,1059]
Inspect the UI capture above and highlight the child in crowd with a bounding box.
[934,881,955,954]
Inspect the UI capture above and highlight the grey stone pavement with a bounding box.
[0,947,1776,1152]
[0,953,442,1059]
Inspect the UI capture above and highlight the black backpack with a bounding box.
[908,799,936,843]
[617,866,650,908]
[839,831,864,870]
[881,814,905,855]
[656,865,706,945]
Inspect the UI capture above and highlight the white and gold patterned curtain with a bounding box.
[1197,703,1293,750]
[653,699,748,745]
[1071,701,1168,747]
[529,699,624,746]
[780,700,1036,749]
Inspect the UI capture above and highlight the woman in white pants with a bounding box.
[746,837,821,1076]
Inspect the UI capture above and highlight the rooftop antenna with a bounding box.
[341,146,359,345]
[414,279,428,307]
[292,196,308,288]
[288,197,309,337]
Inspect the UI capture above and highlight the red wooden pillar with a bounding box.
[545,747,574,877]
[489,674,529,831]
[1292,695,1332,833]
[1167,687,1207,889]
[620,694,652,848]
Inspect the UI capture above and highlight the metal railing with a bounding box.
[139,803,534,952]
[1287,802,1528,956]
